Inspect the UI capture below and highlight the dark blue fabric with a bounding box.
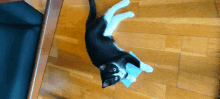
[0,1,43,25]
[0,1,43,99]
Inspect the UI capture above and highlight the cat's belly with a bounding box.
[86,42,125,66]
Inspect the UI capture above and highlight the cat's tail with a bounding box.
[86,0,97,25]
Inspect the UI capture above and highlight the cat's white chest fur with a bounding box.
[112,63,126,78]
[112,62,136,82]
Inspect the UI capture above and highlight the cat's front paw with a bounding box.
[127,11,135,18]
[129,77,136,82]
[140,62,153,73]
[126,74,136,82]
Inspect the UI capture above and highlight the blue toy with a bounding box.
[121,51,143,88]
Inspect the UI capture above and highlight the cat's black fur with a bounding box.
[85,0,141,88]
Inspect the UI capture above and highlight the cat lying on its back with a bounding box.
[85,0,153,88]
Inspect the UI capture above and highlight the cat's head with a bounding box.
[99,62,127,88]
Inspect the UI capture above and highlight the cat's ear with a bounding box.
[102,80,109,88]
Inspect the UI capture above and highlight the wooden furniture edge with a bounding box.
[27,0,63,99]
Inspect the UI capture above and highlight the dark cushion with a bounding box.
[0,1,43,25]
[0,1,43,99]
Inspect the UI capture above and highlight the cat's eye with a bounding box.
[115,77,118,80]
[113,68,116,72]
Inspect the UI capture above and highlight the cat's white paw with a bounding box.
[130,77,136,82]
[127,11,135,18]
[140,62,153,73]
[126,74,136,82]
[122,0,130,7]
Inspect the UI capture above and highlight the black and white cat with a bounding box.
[85,0,153,88]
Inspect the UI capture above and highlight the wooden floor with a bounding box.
[35,0,220,99]
[24,0,46,13]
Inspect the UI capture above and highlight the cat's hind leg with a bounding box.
[104,0,130,24]
[103,11,135,37]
